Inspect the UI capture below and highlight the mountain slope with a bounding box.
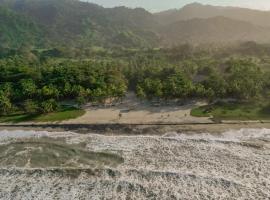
[0,0,160,48]
[1,0,270,49]
[159,16,270,45]
[155,3,270,27]
[0,6,43,48]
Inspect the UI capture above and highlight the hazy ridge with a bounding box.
[2,0,270,48]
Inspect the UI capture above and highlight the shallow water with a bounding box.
[0,129,269,199]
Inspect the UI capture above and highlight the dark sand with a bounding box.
[1,122,270,135]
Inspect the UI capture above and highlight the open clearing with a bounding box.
[66,93,211,124]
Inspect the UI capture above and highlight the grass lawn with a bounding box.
[0,107,85,123]
[191,101,270,121]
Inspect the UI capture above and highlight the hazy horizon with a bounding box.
[85,0,270,12]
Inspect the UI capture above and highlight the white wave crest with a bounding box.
[164,128,270,142]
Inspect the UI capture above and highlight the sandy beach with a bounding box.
[65,93,211,125]
[1,93,270,135]
[0,94,269,200]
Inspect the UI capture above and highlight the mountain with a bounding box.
[159,16,270,45]
[0,0,160,48]
[1,0,270,49]
[155,2,270,27]
[0,6,43,48]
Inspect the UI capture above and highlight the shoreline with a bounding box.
[1,122,270,135]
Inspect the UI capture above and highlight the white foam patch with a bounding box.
[0,130,49,141]
[1,128,270,142]
[0,129,76,143]
[0,128,269,199]
[164,128,270,142]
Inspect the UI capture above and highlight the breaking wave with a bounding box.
[0,128,269,199]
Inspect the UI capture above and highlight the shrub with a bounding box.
[40,99,59,113]
[23,100,39,114]
[0,94,13,115]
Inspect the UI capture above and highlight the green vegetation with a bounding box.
[2,0,270,49]
[0,107,85,123]
[191,102,270,120]
[128,55,268,102]
[0,57,127,120]
[32,107,85,122]
[0,0,159,49]
[1,0,270,121]
[0,42,270,122]
[0,6,42,48]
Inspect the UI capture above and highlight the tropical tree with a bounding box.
[138,78,163,99]
[163,72,193,99]
[226,59,264,100]
[40,85,60,99]
[19,79,37,98]
[0,93,12,115]
[40,99,59,113]
[203,73,227,98]
[23,99,39,114]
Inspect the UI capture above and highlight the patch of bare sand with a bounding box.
[65,93,211,124]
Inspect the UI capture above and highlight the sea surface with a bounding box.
[0,128,269,199]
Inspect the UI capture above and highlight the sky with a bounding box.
[85,0,270,12]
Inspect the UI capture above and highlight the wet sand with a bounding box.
[1,122,270,135]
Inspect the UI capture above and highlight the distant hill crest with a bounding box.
[1,0,270,48]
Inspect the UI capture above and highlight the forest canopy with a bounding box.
[0,42,269,116]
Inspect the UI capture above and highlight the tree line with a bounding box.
[127,57,267,101]
[0,59,127,115]
[0,45,269,115]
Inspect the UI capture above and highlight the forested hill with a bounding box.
[2,0,270,48]
[0,6,43,48]
[155,3,270,27]
[159,17,270,46]
[0,0,160,48]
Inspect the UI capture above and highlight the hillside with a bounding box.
[0,0,159,48]
[0,6,43,48]
[2,0,270,48]
[155,2,270,27]
[159,16,270,45]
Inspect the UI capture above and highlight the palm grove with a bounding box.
[0,43,269,116]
